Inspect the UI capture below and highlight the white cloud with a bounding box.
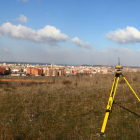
[6,47,140,66]
[71,37,92,49]
[0,22,69,46]
[37,0,41,3]
[109,46,132,53]
[1,46,140,66]
[17,0,29,2]
[106,26,140,44]
[3,48,10,52]
[17,15,27,23]
[23,0,29,2]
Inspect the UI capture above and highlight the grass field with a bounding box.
[0,72,140,140]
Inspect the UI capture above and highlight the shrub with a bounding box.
[62,80,72,85]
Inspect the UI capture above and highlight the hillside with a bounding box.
[0,73,140,139]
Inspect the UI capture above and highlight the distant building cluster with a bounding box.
[0,62,140,76]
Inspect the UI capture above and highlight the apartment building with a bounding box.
[0,67,6,75]
[27,67,42,76]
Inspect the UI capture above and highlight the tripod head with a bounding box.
[115,65,123,69]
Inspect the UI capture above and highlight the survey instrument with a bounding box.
[100,58,140,137]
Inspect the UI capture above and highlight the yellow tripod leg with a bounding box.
[100,76,119,136]
[123,77,140,102]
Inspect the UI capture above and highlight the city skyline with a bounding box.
[1,0,140,66]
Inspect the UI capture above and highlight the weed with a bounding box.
[0,72,140,139]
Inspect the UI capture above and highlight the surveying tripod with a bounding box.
[100,65,140,137]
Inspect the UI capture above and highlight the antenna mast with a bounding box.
[118,57,120,65]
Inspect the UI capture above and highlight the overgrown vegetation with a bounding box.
[0,72,140,139]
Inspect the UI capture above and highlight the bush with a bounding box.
[62,80,72,85]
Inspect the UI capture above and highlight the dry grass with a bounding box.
[0,73,140,139]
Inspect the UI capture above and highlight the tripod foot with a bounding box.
[100,132,104,137]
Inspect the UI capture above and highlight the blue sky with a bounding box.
[1,0,140,66]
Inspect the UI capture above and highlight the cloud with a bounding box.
[109,46,132,53]
[0,22,69,46]
[9,47,140,66]
[44,47,140,66]
[17,0,29,2]
[3,48,10,52]
[23,0,29,2]
[37,0,41,3]
[17,15,27,23]
[106,26,140,44]
[1,46,140,66]
[71,37,92,49]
